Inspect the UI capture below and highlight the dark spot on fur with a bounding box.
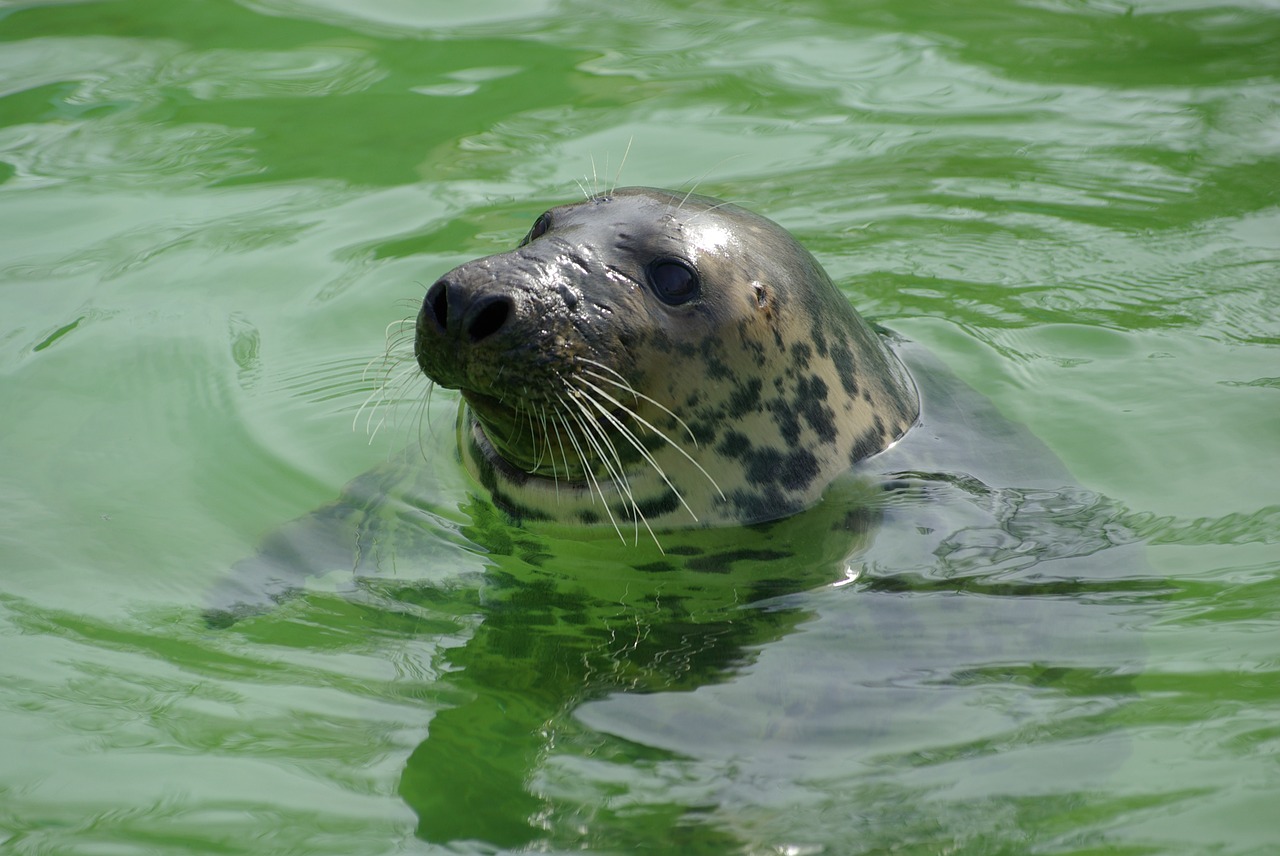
[490,486,553,522]
[727,485,805,523]
[780,448,820,491]
[744,447,784,484]
[795,375,837,443]
[737,319,768,367]
[798,374,828,402]
[716,431,752,459]
[700,339,735,381]
[688,418,719,445]
[849,425,883,463]
[727,378,763,418]
[674,341,698,357]
[791,342,812,370]
[812,323,828,357]
[469,438,501,491]
[742,446,820,492]
[619,488,682,521]
[766,395,802,446]
[830,338,859,396]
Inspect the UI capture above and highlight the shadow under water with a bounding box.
[208,342,1156,851]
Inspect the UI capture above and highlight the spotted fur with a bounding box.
[414,187,919,534]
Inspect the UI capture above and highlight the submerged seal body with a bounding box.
[414,186,918,531]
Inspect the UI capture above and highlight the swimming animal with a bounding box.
[413,186,919,537]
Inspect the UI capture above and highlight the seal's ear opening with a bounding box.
[647,258,700,305]
[752,282,768,309]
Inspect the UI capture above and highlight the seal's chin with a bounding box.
[460,388,631,484]
[461,389,583,482]
[458,389,519,428]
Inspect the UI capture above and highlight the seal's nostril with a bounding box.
[467,296,511,343]
[423,280,511,343]
[426,281,449,332]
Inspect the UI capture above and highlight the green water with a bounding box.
[2,0,1277,853]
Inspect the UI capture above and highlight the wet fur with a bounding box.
[412,187,919,538]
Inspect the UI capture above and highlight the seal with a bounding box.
[414,186,919,534]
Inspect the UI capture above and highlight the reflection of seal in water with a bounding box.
[414,186,920,533]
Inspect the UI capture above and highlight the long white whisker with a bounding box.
[676,154,746,212]
[576,356,699,444]
[354,373,391,434]
[530,402,549,472]
[362,316,415,377]
[569,383,699,525]
[573,374,724,501]
[586,400,657,547]
[683,199,741,226]
[574,355,628,385]
[555,393,625,542]
[411,379,435,464]
[500,393,525,448]
[562,391,642,545]
[567,383,674,548]
[355,361,419,438]
[552,409,583,488]
[351,308,430,452]
[537,402,560,500]
[359,353,395,389]
[382,317,415,338]
[554,399,592,501]
[362,388,395,444]
[578,364,700,447]
[610,137,633,194]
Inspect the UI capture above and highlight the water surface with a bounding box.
[1,0,1277,853]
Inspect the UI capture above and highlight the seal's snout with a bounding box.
[422,279,513,345]
[415,271,526,391]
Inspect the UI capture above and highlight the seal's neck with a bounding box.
[458,406,732,531]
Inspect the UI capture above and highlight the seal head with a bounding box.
[414,186,918,531]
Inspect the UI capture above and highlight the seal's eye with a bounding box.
[519,212,552,247]
[647,259,700,305]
